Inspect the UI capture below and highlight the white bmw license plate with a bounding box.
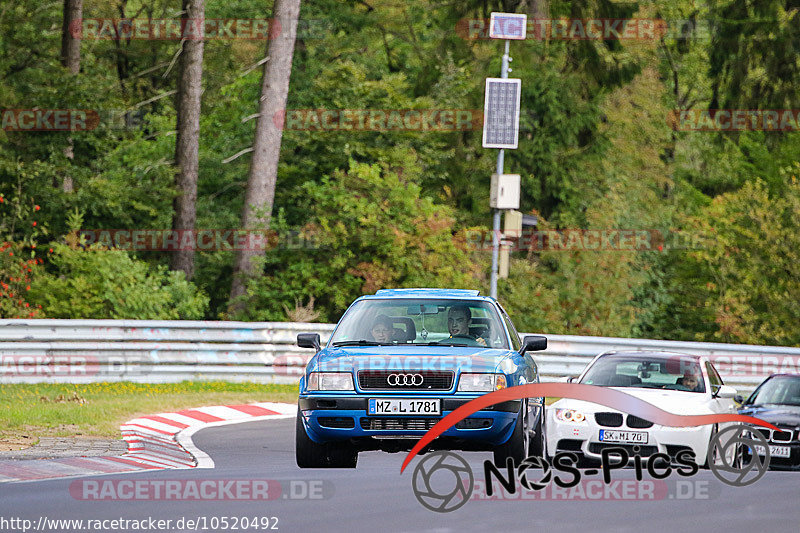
[754,445,791,458]
[368,398,440,415]
[599,430,648,444]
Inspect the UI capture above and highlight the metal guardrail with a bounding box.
[1,319,798,393]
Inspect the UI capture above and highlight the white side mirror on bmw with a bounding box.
[715,385,738,399]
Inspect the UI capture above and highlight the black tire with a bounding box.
[493,402,529,466]
[530,405,546,459]
[703,424,741,470]
[295,413,358,468]
[702,424,719,469]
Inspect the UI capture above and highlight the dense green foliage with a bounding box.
[1,0,798,345]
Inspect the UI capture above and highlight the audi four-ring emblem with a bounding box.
[387,373,424,386]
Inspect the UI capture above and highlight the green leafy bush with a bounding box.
[28,243,209,320]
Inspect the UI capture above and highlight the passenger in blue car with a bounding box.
[447,305,487,346]
[369,315,394,343]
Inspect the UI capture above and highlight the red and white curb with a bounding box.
[0,402,296,483]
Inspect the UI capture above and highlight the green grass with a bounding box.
[0,381,299,439]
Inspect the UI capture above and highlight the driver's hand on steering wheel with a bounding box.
[475,336,487,347]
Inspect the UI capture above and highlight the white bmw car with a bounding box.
[547,350,740,466]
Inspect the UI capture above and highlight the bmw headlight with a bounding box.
[555,408,586,423]
[458,373,507,392]
[306,372,354,391]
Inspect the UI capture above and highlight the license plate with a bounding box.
[599,430,648,444]
[754,445,791,458]
[368,398,440,415]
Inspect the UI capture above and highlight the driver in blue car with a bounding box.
[447,305,487,346]
[369,314,394,343]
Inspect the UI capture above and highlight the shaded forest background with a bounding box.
[2,0,799,346]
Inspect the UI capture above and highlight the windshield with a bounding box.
[580,354,706,393]
[748,376,800,406]
[329,298,509,349]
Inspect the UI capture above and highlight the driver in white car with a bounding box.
[678,371,702,392]
[447,305,487,346]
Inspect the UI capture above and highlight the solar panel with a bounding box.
[489,13,527,40]
[482,78,521,149]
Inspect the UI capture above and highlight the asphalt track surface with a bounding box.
[1,417,798,533]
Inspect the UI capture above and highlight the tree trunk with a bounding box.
[61,0,82,74]
[229,0,301,312]
[170,0,206,279]
[61,0,83,193]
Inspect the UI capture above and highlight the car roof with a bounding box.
[360,288,493,301]
[597,350,702,360]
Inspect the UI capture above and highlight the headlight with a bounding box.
[306,372,354,391]
[458,373,507,392]
[555,408,586,423]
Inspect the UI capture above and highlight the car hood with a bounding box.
[551,387,713,416]
[738,405,800,427]
[311,345,514,374]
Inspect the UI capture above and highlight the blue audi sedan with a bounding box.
[295,288,547,468]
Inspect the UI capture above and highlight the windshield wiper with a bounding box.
[422,341,469,347]
[331,340,386,347]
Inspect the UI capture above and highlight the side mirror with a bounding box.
[297,333,321,352]
[715,385,737,399]
[520,335,547,355]
[557,376,575,383]
[734,394,744,405]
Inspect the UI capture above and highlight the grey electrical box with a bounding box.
[504,210,523,236]
[499,242,511,279]
[490,174,520,209]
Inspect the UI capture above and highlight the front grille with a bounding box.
[595,412,623,427]
[626,415,654,429]
[317,417,355,429]
[588,443,659,457]
[360,418,439,431]
[357,370,454,391]
[756,428,795,443]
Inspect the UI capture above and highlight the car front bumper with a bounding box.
[546,411,713,464]
[299,396,521,446]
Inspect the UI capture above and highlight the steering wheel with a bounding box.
[442,334,483,346]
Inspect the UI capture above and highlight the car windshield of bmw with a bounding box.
[328,299,509,349]
[747,376,800,407]
[580,354,706,392]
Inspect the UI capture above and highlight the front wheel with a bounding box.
[703,424,740,469]
[295,412,358,468]
[529,405,546,459]
[493,401,529,466]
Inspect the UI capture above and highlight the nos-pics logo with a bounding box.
[411,424,771,513]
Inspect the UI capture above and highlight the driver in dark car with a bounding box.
[447,305,487,346]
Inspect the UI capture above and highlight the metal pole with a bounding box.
[490,40,510,299]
